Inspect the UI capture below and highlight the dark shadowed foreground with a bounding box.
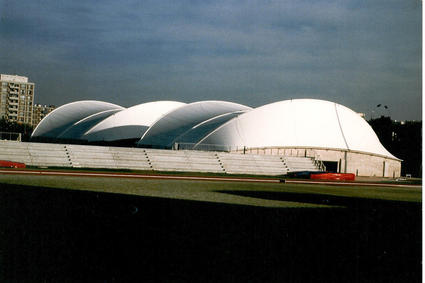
[0,183,421,282]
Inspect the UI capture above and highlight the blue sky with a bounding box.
[0,0,421,120]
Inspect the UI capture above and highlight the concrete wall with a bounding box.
[236,147,401,178]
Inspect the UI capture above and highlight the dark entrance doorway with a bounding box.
[323,161,338,173]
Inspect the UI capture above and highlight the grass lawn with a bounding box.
[0,173,421,282]
[0,173,421,206]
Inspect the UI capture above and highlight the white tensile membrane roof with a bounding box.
[197,99,398,160]
[137,100,252,148]
[174,111,246,145]
[83,101,186,142]
[58,109,123,140]
[30,98,398,161]
[31,100,124,139]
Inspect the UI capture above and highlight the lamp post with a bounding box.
[376,104,390,118]
[384,105,391,117]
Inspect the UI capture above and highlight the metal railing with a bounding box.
[309,150,326,171]
[173,142,235,152]
[173,142,258,153]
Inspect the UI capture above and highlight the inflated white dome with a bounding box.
[31,98,397,161]
[138,101,252,147]
[83,101,186,142]
[58,109,123,140]
[197,99,397,159]
[31,100,124,139]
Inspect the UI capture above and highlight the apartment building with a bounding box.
[32,104,55,127]
[0,74,35,125]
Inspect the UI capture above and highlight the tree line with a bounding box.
[368,116,422,177]
[0,118,34,142]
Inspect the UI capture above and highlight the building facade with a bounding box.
[0,74,35,125]
[32,104,56,127]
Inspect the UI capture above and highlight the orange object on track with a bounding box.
[310,173,355,181]
[0,160,26,168]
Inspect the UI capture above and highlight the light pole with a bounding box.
[376,104,390,118]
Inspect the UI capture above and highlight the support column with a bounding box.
[344,151,347,173]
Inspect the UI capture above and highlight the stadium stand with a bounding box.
[29,143,71,167]
[0,140,323,175]
[284,156,321,172]
[145,149,224,173]
[0,141,32,165]
[217,152,289,175]
[109,147,152,171]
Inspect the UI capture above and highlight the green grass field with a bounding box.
[0,172,420,207]
[0,172,421,282]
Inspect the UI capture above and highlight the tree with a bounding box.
[0,118,34,142]
[369,116,422,177]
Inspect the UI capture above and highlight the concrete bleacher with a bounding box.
[109,147,152,171]
[29,143,71,167]
[0,140,322,176]
[0,141,32,164]
[66,145,153,171]
[284,156,321,172]
[66,144,117,169]
[145,149,224,173]
[217,152,289,175]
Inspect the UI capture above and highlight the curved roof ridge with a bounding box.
[31,100,124,139]
[334,102,350,150]
[138,100,251,147]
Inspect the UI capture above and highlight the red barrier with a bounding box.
[0,160,26,168]
[310,173,355,181]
